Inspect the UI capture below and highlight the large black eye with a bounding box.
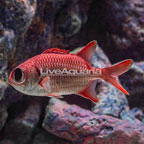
[13,68,25,83]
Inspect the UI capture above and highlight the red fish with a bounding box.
[8,41,133,103]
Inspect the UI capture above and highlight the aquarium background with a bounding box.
[0,0,144,144]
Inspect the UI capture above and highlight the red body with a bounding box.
[8,41,133,103]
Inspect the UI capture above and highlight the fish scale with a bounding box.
[34,54,90,71]
[8,41,133,103]
[33,54,93,94]
[49,75,92,94]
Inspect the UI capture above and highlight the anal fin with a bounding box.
[78,81,99,103]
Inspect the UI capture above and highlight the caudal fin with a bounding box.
[102,59,133,95]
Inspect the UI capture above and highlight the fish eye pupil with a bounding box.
[14,68,22,82]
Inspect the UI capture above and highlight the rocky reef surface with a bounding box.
[43,98,144,144]
[0,0,144,144]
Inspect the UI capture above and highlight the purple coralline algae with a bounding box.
[43,98,144,144]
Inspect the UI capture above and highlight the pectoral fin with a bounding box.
[39,76,51,93]
[39,77,63,98]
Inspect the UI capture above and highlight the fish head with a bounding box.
[8,62,41,95]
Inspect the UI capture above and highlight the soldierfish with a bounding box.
[8,41,133,103]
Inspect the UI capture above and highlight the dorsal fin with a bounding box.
[42,48,69,54]
[77,40,97,64]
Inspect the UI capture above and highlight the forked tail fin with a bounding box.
[102,59,133,95]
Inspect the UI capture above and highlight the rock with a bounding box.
[21,0,92,62]
[91,79,130,118]
[0,139,15,144]
[1,87,24,108]
[0,87,24,131]
[31,128,70,144]
[4,97,42,144]
[3,0,36,35]
[120,111,142,124]
[80,0,144,62]
[0,105,8,131]
[43,98,144,144]
[0,0,36,100]
[31,130,57,144]
[120,62,144,108]
[129,108,144,122]
[0,0,38,131]
[103,0,144,62]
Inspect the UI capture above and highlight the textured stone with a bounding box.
[3,0,36,35]
[0,139,15,144]
[4,97,42,144]
[19,0,92,62]
[0,105,8,131]
[120,111,142,124]
[103,0,144,61]
[43,98,144,144]
[129,108,144,122]
[120,62,144,108]
[81,0,144,62]
[0,0,36,100]
[31,128,70,144]
[0,87,24,131]
[31,131,57,144]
